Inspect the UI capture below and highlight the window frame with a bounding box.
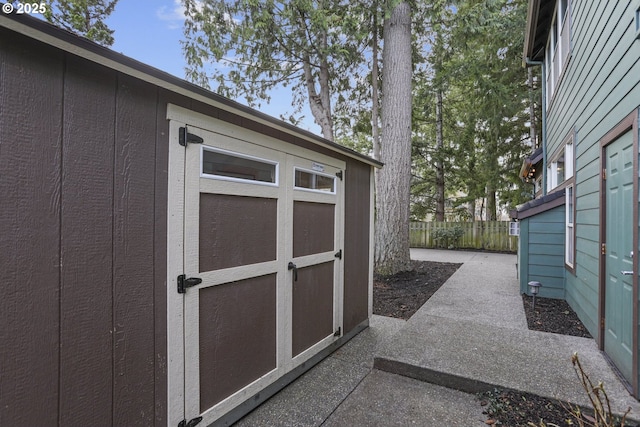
[565,183,576,272]
[547,133,574,191]
[200,145,280,187]
[293,166,337,194]
[545,0,572,109]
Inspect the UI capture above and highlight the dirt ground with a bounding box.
[374,260,633,427]
[373,260,461,320]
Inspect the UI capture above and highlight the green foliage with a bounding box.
[181,0,375,138]
[480,388,513,421]
[410,0,536,220]
[43,0,119,46]
[432,226,464,249]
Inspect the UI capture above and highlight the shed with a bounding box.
[0,13,381,427]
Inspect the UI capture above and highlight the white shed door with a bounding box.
[178,124,344,426]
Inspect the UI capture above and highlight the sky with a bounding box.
[98,0,320,134]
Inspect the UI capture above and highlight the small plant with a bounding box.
[432,226,464,249]
[479,388,510,425]
[528,353,631,427]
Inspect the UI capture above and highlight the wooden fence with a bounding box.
[410,221,517,252]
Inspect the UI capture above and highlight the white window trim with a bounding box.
[200,145,280,187]
[565,184,575,269]
[547,133,574,191]
[545,0,571,109]
[293,166,337,194]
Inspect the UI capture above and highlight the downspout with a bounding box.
[525,57,546,196]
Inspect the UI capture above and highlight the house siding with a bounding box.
[543,0,640,342]
[519,205,566,299]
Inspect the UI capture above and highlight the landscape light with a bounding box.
[528,281,541,311]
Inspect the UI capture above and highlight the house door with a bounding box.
[177,123,344,426]
[604,130,635,383]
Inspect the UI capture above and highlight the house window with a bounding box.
[545,0,571,108]
[565,184,575,269]
[547,134,574,191]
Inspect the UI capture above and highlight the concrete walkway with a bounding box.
[234,249,640,426]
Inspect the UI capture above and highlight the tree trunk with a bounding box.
[487,187,497,220]
[435,89,445,221]
[301,26,334,141]
[374,0,412,276]
[371,5,381,161]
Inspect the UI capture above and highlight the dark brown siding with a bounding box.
[199,274,277,410]
[59,55,116,426]
[1,32,170,426]
[293,201,335,257]
[0,31,63,427]
[113,74,158,425]
[292,261,335,356]
[343,161,371,333]
[199,194,278,271]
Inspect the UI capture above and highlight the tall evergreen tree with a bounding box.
[411,0,532,221]
[374,0,412,275]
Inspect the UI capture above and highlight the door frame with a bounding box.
[166,104,346,425]
[598,109,639,395]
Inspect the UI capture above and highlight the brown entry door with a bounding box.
[287,155,344,360]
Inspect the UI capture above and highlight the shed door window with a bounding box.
[202,147,278,185]
[294,168,335,193]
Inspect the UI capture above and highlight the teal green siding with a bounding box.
[544,0,640,343]
[518,205,566,299]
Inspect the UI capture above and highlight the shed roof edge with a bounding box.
[0,13,382,168]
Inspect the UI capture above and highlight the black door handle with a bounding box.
[288,262,298,281]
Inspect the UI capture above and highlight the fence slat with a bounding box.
[409,221,517,252]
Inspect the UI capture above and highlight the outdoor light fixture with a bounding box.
[528,281,541,310]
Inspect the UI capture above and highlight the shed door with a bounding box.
[180,125,344,425]
[604,130,635,383]
[182,127,286,424]
[287,155,344,359]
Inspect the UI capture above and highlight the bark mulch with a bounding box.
[373,259,634,427]
[373,259,461,320]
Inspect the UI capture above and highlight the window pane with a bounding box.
[567,186,574,223]
[556,157,565,183]
[566,185,574,267]
[203,149,276,184]
[565,142,574,178]
[295,169,335,192]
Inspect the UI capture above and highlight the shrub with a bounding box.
[432,226,465,249]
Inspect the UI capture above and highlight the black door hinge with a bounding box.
[178,417,202,427]
[334,249,342,259]
[334,327,341,337]
[177,274,202,294]
[336,170,343,180]
[179,126,204,146]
